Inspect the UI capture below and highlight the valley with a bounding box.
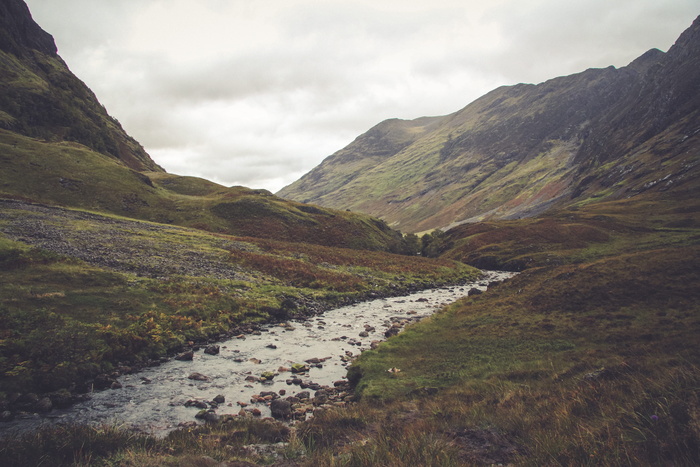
[0,1,699,465]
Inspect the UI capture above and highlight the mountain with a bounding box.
[0,0,160,172]
[0,0,409,253]
[278,16,700,233]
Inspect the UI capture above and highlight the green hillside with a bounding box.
[0,129,411,252]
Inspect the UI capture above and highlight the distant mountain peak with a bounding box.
[625,48,665,74]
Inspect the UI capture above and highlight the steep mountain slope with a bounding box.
[0,1,409,252]
[0,0,160,172]
[278,16,700,233]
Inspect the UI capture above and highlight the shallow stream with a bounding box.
[0,271,515,437]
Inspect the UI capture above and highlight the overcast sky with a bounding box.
[25,0,698,192]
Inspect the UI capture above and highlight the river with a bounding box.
[0,271,515,438]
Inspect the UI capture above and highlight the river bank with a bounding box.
[0,271,514,438]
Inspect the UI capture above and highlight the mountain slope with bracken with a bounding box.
[278,16,700,233]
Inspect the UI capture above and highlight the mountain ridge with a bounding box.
[278,16,700,233]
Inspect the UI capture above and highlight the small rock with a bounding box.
[385,327,400,338]
[185,400,208,409]
[260,391,279,400]
[203,412,220,423]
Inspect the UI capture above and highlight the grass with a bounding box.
[0,129,412,253]
[310,244,700,465]
[1,196,698,465]
[442,192,700,270]
[0,245,691,466]
[0,416,293,467]
[0,202,478,396]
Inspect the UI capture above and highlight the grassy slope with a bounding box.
[336,246,699,465]
[441,191,700,270]
[0,129,409,252]
[0,202,477,396]
[4,195,698,466]
[313,195,700,465]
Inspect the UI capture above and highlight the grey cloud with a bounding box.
[23,0,700,192]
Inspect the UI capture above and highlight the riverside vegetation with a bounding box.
[1,194,698,466]
[0,200,478,399]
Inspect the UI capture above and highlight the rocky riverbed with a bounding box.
[0,271,514,437]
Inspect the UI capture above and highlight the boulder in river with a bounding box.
[291,363,309,373]
[203,345,220,355]
[175,351,194,361]
[213,394,226,404]
[188,372,210,382]
[35,397,53,413]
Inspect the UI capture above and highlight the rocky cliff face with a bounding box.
[278,16,700,233]
[0,0,162,172]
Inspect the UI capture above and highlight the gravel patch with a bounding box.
[0,199,251,280]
